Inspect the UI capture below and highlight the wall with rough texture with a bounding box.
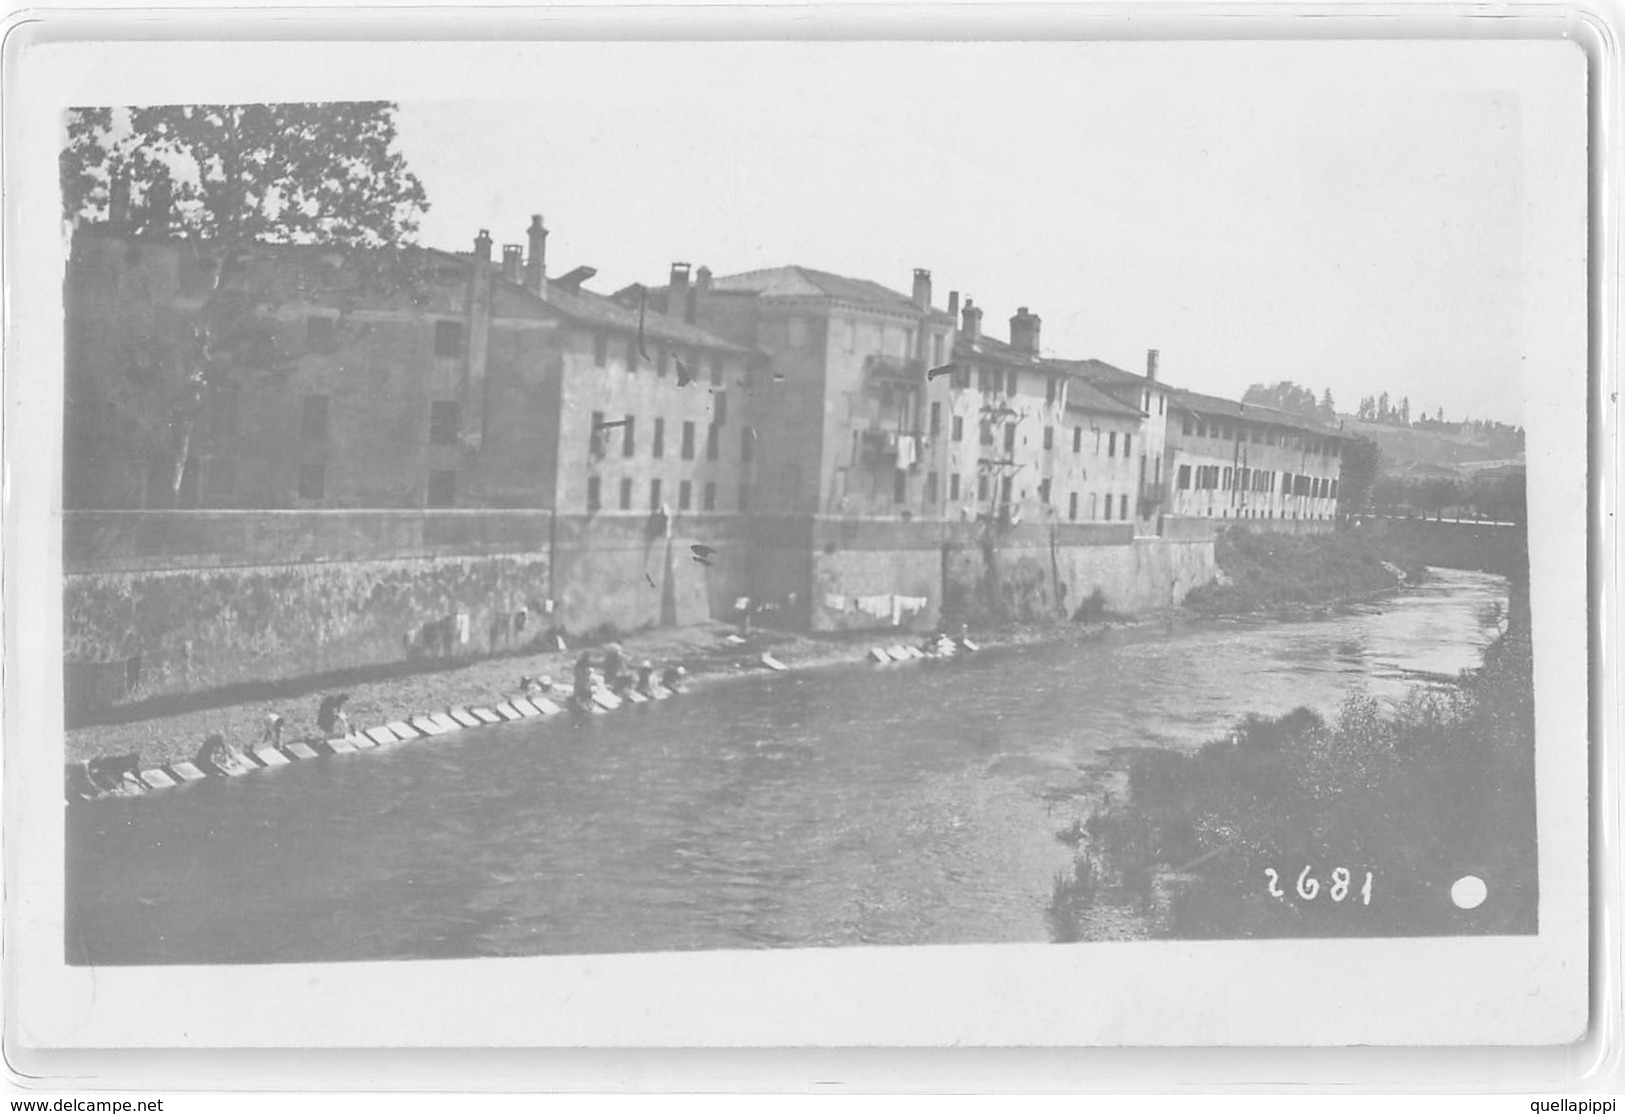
[63,509,751,715]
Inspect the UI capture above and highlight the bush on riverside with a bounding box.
[1182,526,1422,614]
[1049,614,1535,939]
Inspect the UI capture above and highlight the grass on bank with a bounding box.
[1049,612,1535,940]
[1182,526,1426,615]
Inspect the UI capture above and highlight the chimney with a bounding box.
[947,290,960,320]
[108,173,130,230]
[961,298,982,343]
[1009,306,1041,357]
[502,244,524,283]
[145,178,172,235]
[912,268,932,311]
[473,229,493,263]
[668,262,691,319]
[691,265,712,324]
[1146,348,1160,382]
[525,215,548,298]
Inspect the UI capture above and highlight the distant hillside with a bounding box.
[1340,416,1525,476]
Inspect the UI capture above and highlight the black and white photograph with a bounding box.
[4,27,1593,1055]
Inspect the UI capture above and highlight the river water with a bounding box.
[66,567,1507,965]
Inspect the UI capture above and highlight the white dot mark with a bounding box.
[1451,875,1488,910]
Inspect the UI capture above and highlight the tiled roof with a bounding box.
[1166,387,1348,439]
[954,335,1145,418]
[445,250,746,352]
[710,265,951,316]
[1056,357,1152,389]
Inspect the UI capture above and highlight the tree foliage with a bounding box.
[1336,435,1381,514]
[62,103,430,506]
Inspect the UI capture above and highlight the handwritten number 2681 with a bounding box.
[1264,866,1373,905]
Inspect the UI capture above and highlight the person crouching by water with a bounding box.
[602,642,627,694]
[196,733,240,775]
[572,651,595,710]
[660,665,687,694]
[636,660,656,697]
[260,713,286,748]
[316,693,351,740]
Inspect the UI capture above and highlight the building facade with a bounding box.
[1162,389,1345,521]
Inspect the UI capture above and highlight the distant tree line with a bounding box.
[1368,469,1526,524]
[1241,381,1340,424]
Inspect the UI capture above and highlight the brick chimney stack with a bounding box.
[691,265,712,324]
[669,262,691,319]
[947,291,960,320]
[473,229,493,263]
[961,298,982,343]
[912,268,932,310]
[502,245,524,283]
[1010,307,1041,357]
[1146,348,1160,382]
[526,215,548,299]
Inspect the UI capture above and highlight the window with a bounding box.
[705,423,719,462]
[587,476,601,512]
[1004,423,1016,453]
[297,463,324,501]
[741,426,754,463]
[1108,432,1117,457]
[590,411,605,458]
[925,471,938,505]
[429,401,459,446]
[933,334,945,366]
[710,354,723,386]
[1103,496,1112,521]
[978,474,989,501]
[1073,427,1082,452]
[307,315,335,349]
[1124,433,1132,456]
[434,320,463,358]
[619,478,633,510]
[1043,426,1054,450]
[893,469,906,503]
[593,332,608,367]
[1159,395,1165,415]
[650,478,662,509]
[1038,478,1051,504]
[681,420,696,460]
[931,402,941,436]
[1143,389,1150,411]
[1068,492,1078,520]
[704,482,717,510]
[1120,494,1128,520]
[679,479,692,510]
[653,418,665,459]
[1090,493,1098,520]
[1331,479,1339,499]
[714,392,727,425]
[1182,415,1193,435]
[428,469,457,507]
[950,473,961,500]
[952,415,964,442]
[301,394,329,441]
[1000,476,1013,504]
[1222,467,1232,490]
[622,415,636,457]
[981,420,994,446]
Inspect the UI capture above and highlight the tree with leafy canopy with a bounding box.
[1242,381,1322,421]
[62,103,429,506]
[1319,388,1336,421]
[1336,435,1381,515]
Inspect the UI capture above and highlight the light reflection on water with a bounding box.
[66,567,1508,964]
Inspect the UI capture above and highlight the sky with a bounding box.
[388,42,1573,426]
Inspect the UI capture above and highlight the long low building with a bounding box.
[1163,389,1345,522]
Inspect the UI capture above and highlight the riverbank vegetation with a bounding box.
[1181,526,1424,616]
[1050,580,1536,940]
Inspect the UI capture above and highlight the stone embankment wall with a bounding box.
[65,510,751,715]
[65,509,1217,716]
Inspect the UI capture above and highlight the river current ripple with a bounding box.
[66,567,1508,964]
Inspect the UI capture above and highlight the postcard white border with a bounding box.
[3,16,1597,1060]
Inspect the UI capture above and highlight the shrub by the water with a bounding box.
[1051,608,1535,939]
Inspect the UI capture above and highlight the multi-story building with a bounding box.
[1162,389,1345,521]
[64,216,749,514]
[657,264,958,518]
[944,301,1145,527]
